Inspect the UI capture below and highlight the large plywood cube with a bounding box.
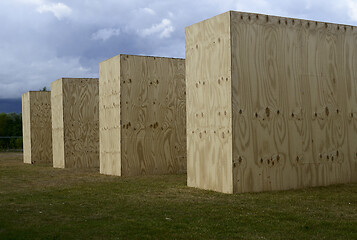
[186,11,357,194]
[22,91,52,164]
[51,78,99,168]
[100,54,186,176]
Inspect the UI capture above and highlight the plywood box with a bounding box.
[186,11,357,194]
[51,78,99,168]
[22,91,52,164]
[99,54,186,176]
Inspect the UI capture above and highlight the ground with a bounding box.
[0,152,356,239]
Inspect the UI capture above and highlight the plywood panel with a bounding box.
[51,78,99,168]
[51,79,65,168]
[22,92,31,164]
[99,56,121,175]
[22,91,52,164]
[99,54,186,177]
[187,11,357,194]
[186,12,233,193]
[120,55,186,176]
[344,26,357,182]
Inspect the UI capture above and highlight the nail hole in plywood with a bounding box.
[336,150,339,157]
[325,107,329,116]
[265,107,270,117]
[260,158,263,164]
[239,109,243,114]
[255,112,258,118]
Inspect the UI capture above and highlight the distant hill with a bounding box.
[0,99,22,113]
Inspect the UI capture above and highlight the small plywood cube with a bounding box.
[99,54,186,176]
[22,91,52,164]
[51,78,99,168]
[186,11,357,194]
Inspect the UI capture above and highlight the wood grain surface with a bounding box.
[99,55,186,176]
[186,12,233,193]
[22,91,52,164]
[186,11,357,193]
[22,92,31,164]
[51,78,99,168]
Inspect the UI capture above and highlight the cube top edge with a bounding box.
[185,10,356,32]
[22,91,51,97]
[99,54,185,66]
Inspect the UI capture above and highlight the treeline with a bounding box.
[0,113,23,150]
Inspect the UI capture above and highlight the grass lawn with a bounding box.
[0,152,356,239]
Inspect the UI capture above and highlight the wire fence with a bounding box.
[0,136,23,152]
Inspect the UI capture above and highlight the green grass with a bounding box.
[0,152,356,239]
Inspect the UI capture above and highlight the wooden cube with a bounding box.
[99,54,186,176]
[51,78,99,168]
[186,11,357,193]
[22,91,52,164]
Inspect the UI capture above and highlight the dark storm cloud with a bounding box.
[0,0,356,98]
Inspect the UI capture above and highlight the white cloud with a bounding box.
[139,18,174,38]
[92,28,121,41]
[37,2,72,19]
[141,7,156,15]
[347,0,357,21]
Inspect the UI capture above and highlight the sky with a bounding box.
[1,0,357,99]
